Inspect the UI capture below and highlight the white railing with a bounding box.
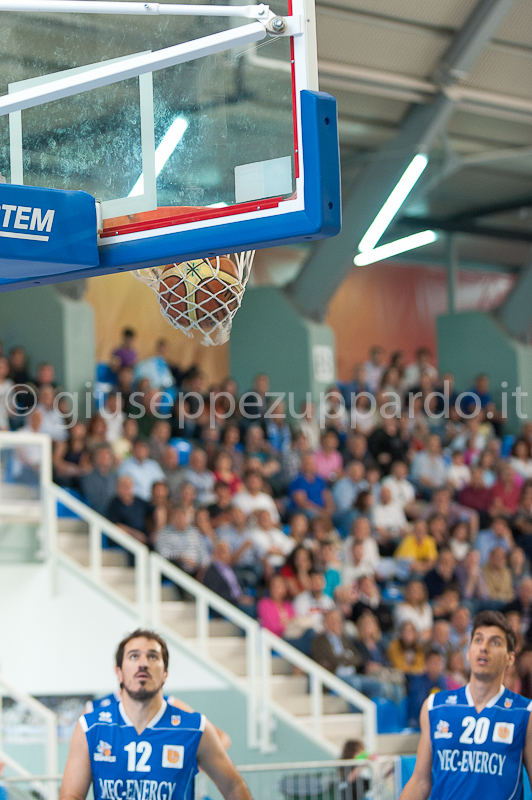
[0,675,58,800]
[150,553,259,750]
[237,758,399,800]
[260,630,377,754]
[47,483,148,622]
[0,432,377,756]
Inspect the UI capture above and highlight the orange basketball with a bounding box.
[158,257,242,331]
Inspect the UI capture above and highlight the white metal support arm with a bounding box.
[0,1,272,20]
[0,23,267,118]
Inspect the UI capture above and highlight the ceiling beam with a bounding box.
[398,215,532,243]
[285,0,521,320]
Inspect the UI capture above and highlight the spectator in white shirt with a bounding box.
[342,541,376,585]
[118,438,165,501]
[250,509,293,575]
[403,347,438,390]
[233,469,280,523]
[182,447,216,506]
[394,579,433,640]
[101,392,125,444]
[447,449,471,491]
[36,384,67,442]
[342,516,380,571]
[364,346,386,394]
[381,460,416,515]
[292,571,335,633]
[371,484,408,543]
[410,434,448,499]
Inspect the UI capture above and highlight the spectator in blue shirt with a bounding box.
[474,516,515,565]
[332,460,368,534]
[118,439,165,501]
[406,650,447,728]
[338,363,370,410]
[288,453,335,518]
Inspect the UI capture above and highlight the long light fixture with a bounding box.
[129,117,188,197]
[354,230,437,266]
[358,153,428,253]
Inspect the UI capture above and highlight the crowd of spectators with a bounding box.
[4,334,532,729]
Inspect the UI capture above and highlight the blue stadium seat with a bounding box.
[170,438,192,465]
[375,697,401,733]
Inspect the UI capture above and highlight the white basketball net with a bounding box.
[132,250,255,347]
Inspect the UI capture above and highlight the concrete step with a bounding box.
[376,732,420,755]
[297,713,365,746]
[279,693,350,716]
[101,566,135,585]
[58,518,89,533]
[160,600,196,621]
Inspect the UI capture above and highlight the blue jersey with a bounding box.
[429,685,532,800]
[80,700,205,800]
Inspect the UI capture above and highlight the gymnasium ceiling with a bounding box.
[309,0,532,278]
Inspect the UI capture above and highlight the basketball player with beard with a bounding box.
[59,629,252,800]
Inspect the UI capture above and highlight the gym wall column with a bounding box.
[230,286,336,411]
[0,286,95,399]
[437,310,532,435]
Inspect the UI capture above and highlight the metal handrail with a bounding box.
[47,483,148,621]
[150,553,259,749]
[0,677,58,800]
[260,629,377,753]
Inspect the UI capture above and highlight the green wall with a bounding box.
[0,523,40,562]
[437,311,532,434]
[230,287,336,412]
[0,286,95,397]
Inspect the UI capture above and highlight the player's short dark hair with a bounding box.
[115,629,169,670]
[471,610,516,653]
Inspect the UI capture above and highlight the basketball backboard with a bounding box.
[0,0,340,290]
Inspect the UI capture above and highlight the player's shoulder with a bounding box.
[493,688,532,712]
[156,701,206,732]
[84,691,120,715]
[428,686,468,711]
[80,699,121,732]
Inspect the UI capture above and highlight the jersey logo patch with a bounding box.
[493,722,514,744]
[446,695,457,705]
[98,711,112,723]
[94,741,116,762]
[100,698,112,707]
[434,720,452,739]
[162,745,184,768]
[171,715,181,726]
[504,699,513,709]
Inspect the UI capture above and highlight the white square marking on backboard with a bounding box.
[234,156,292,203]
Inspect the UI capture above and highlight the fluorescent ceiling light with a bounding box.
[358,154,428,253]
[354,230,437,266]
[129,117,188,197]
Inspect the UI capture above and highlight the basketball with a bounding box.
[158,257,243,331]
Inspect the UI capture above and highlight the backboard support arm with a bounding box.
[0,22,270,117]
[0,1,271,20]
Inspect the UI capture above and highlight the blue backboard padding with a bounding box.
[0,184,98,282]
[0,90,340,290]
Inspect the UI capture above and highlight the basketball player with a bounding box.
[400,610,532,800]
[59,629,252,800]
